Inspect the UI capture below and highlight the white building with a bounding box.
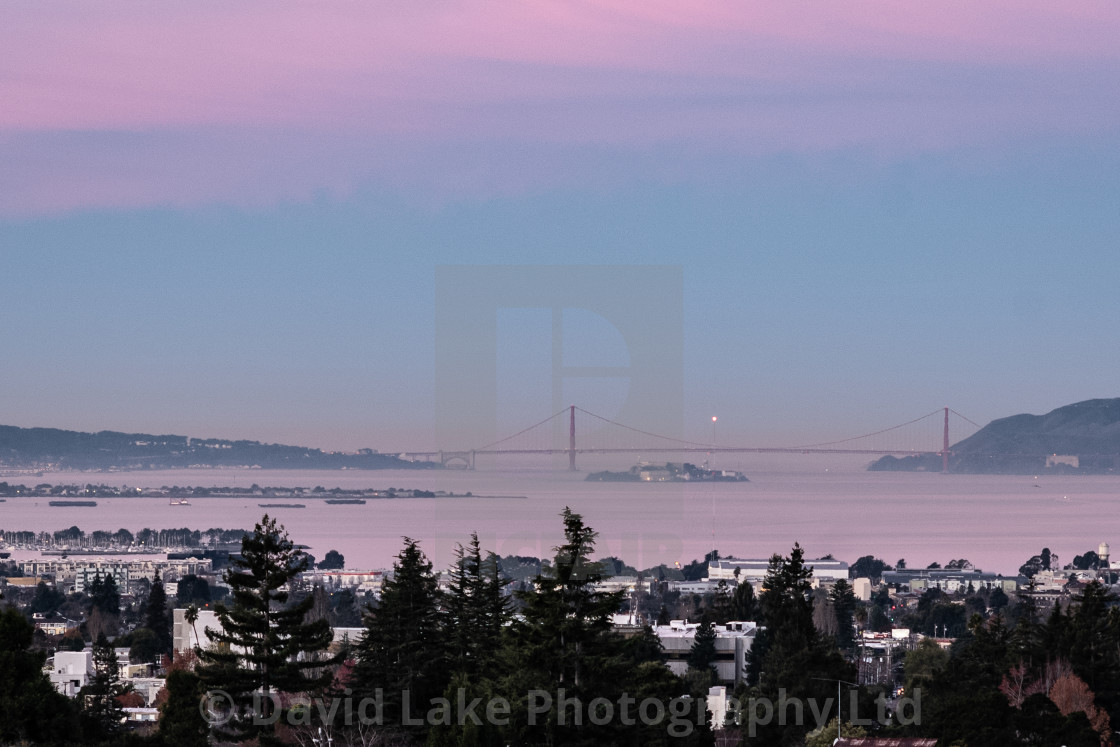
[74,565,130,594]
[653,620,757,685]
[669,579,725,595]
[50,650,93,697]
[595,575,640,593]
[172,607,222,652]
[299,569,385,595]
[20,557,212,593]
[707,557,849,586]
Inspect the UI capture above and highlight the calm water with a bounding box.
[2,456,1117,575]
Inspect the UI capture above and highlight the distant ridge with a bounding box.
[0,424,434,471]
[870,398,1120,474]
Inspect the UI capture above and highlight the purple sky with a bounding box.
[4,2,1118,215]
[2,2,1120,452]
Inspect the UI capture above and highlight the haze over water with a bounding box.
[3,458,1115,576]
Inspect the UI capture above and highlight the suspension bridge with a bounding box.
[402,406,984,471]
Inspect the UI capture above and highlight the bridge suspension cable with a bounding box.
[947,408,984,429]
[471,407,569,452]
[573,406,718,450]
[792,409,944,449]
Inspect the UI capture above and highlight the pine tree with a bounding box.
[158,669,209,747]
[427,537,512,747]
[195,514,338,745]
[829,578,858,651]
[81,633,126,741]
[745,544,855,745]
[688,618,718,674]
[710,578,734,623]
[503,508,628,746]
[351,537,446,736]
[145,570,171,657]
[445,533,510,681]
[513,507,624,690]
[0,607,80,745]
[1010,579,1043,668]
[87,572,121,617]
[730,578,756,621]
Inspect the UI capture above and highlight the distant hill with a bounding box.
[0,424,435,471]
[869,398,1120,474]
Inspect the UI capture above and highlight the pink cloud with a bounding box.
[1,1,1117,216]
[2,1,1117,132]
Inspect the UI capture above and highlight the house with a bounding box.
[50,650,93,697]
[35,617,79,636]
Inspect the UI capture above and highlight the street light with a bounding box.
[812,677,860,744]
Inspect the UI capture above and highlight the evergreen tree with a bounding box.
[709,579,734,624]
[158,669,209,747]
[80,633,126,741]
[687,618,718,675]
[829,578,858,651]
[1010,579,1043,668]
[0,607,80,745]
[730,578,756,621]
[1042,600,1069,664]
[503,508,628,746]
[195,514,338,745]
[351,536,445,738]
[744,544,855,746]
[145,570,171,657]
[87,572,121,616]
[444,533,511,682]
[747,544,816,686]
[918,614,1017,745]
[30,580,65,616]
[1066,581,1120,718]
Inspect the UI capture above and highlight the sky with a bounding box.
[2,1,1120,453]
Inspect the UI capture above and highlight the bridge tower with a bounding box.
[942,406,950,473]
[569,405,576,471]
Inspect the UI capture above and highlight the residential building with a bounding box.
[50,650,93,697]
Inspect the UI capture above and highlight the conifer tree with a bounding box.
[744,544,855,745]
[503,508,629,746]
[195,514,337,745]
[445,532,510,681]
[688,618,718,675]
[145,570,171,656]
[1010,579,1043,668]
[351,537,446,736]
[81,633,126,741]
[158,669,209,747]
[0,607,80,745]
[710,578,734,623]
[87,572,121,616]
[829,578,858,651]
[730,578,756,621]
